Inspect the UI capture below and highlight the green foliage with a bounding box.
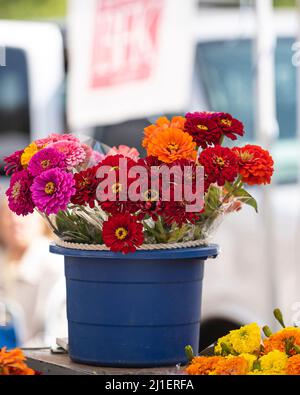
[274,0,295,7]
[0,0,67,20]
[56,210,103,244]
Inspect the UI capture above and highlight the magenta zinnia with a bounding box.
[27,147,66,176]
[6,170,35,216]
[31,168,75,215]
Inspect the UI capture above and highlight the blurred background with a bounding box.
[0,0,300,351]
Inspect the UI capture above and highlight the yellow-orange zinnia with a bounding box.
[146,127,197,164]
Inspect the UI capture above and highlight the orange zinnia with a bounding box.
[185,356,223,375]
[143,116,186,149]
[0,347,35,375]
[286,354,300,375]
[233,144,274,185]
[146,127,197,164]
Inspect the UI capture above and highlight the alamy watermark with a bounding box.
[95,158,205,212]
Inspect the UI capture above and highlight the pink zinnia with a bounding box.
[49,141,86,168]
[31,168,75,215]
[27,147,66,176]
[4,150,24,175]
[6,170,35,216]
[107,145,140,161]
[35,133,80,147]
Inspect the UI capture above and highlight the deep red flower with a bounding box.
[96,154,139,215]
[233,144,274,185]
[199,146,239,188]
[3,150,24,175]
[71,165,99,208]
[102,213,144,254]
[184,112,222,148]
[211,112,245,141]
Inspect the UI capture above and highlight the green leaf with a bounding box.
[204,185,221,215]
[232,188,258,213]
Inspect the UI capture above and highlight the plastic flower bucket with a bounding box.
[50,244,219,367]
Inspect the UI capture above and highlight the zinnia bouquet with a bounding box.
[185,309,300,375]
[4,112,274,254]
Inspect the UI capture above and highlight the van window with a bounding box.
[196,38,296,141]
[0,47,30,175]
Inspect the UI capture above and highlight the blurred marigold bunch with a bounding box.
[0,347,35,375]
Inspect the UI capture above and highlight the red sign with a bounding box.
[90,0,163,88]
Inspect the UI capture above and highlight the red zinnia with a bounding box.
[3,150,24,175]
[199,146,239,188]
[102,214,144,254]
[184,112,222,148]
[233,144,274,185]
[211,112,245,141]
[71,165,99,208]
[96,154,139,215]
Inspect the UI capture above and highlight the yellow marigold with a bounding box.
[214,333,232,355]
[259,350,288,374]
[215,323,261,355]
[248,369,284,375]
[0,347,35,375]
[21,142,40,168]
[239,353,257,371]
[286,354,300,375]
[213,356,248,375]
[143,116,186,149]
[185,356,223,375]
[230,323,261,354]
[263,327,300,355]
[146,127,197,164]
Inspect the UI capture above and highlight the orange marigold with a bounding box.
[185,356,224,375]
[286,354,300,375]
[143,116,186,149]
[146,127,197,164]
[233,144,274,185]
[213,356,249,375]
[263,327,300,356]
[0,347,35,375]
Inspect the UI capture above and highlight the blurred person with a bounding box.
[0,197,67,347]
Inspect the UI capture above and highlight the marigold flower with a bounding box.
[213,356,249,375]
[233,144,274,185]
[286,354,300,375]
[102,213,144,254]
[259,350,288,374]
[263,327,300,355]
[146,127,197,164]
[143,116,186,149]
[185,356,223,375]
[0,347,35,375]
[215,323,261,355]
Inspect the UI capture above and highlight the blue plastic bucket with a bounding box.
[50,244,218,367]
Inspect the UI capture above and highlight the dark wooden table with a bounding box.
[25,348,186,375]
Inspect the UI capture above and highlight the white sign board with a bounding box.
[67,0,195,128]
